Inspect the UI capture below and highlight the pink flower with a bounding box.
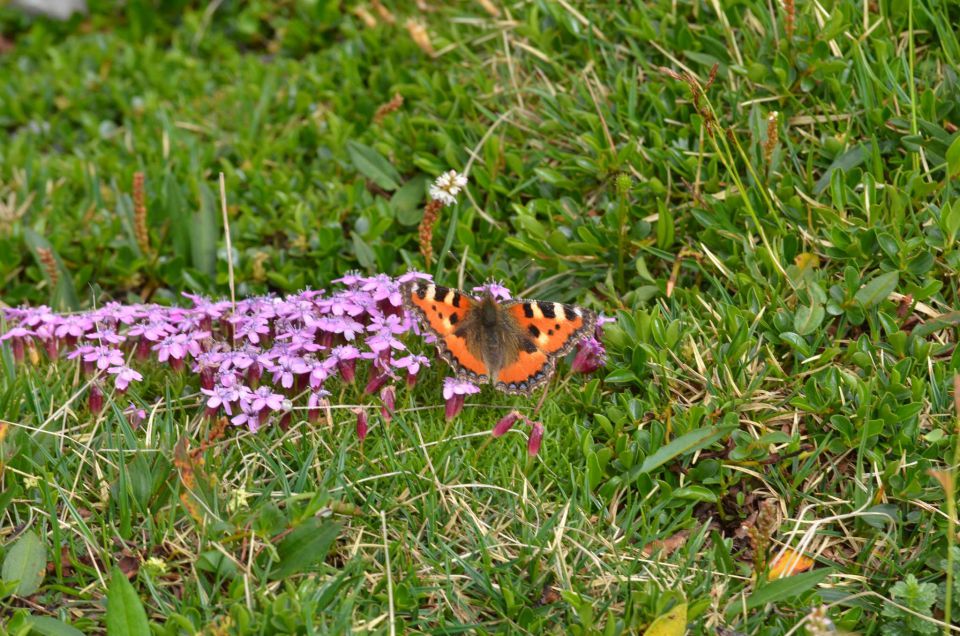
[248,386,285,413]
[234,316,271,344]
[393,354,429,388]
[124,402,147,428]
[397,270,432,284]
[267,352,311,389]
[85,327,126,345]
[318,316,365,341]
[83,345,125,371]
[472,280,512,300]
[127,318,172,342]
[54,315,92,341]
[108,365,143,392]
[571,337,606,375]
[442,378,480,421]
[361,274,403,306]
[0,326,31,362]
[332,271,364,287]
[202,381,240,415]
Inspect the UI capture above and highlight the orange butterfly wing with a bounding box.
[495,300,598,395]
[400,281,490,383]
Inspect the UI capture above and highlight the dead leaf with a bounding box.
[538,584,561,606]
[929,469,954,498]
[768,548,814,580]
[405,20,435,56]
[476,0,500,17]
[641,529,690,557]
[118,552,140,579]
[353,6,377,28]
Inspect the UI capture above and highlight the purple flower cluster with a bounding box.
[1,274,607,441]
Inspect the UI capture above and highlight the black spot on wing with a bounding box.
[522,303,534,318]
[539,303,556,319]
[521,339,537,353]
[451,292,461,308]
[528,325,540,338]
[449,313,458,324]
[415,285,427,300]
[434,286,449,301]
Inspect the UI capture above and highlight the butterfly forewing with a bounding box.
[504,300,597,355]
[400,281,490,382]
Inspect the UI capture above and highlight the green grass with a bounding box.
[3,0,960,633]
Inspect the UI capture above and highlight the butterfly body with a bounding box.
[400,281,597,395]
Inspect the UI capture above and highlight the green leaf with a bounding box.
[604,368,638,384]
[912,310,960,338]
[191,183,219,280]
[106,567,150,636]
[854,271,898,308]
[814,145,866,194]
[1,531,46,596]
[941,200,960,244]
[793,303,825,336]
[642,602,687,636]
[639,425,736,474]
[351,234,376,270]
[672,485,718,502]
[22,615,85,636]
[391,175,429,225]
[347,141,401,191]
[271,518,341,580]
[586,451,602,491]
[946,133,960,177]
[742,569,832,614]
[0,485,20,518]
[656,204,674,249]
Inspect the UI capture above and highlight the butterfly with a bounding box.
[400,281,598,395]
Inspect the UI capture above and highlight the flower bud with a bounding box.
[492,411,520,438]
[445,394,465,421]
[380,385,396,422]
[355,408,369,442]
[338,358,357,384]
[89,384,104,415]
[364,368,388,395]
[406,370,418,389]
[199,366,216,391]
[527,421,544,456]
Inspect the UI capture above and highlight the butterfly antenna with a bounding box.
[456,245,469,289]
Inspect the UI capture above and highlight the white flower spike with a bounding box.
[429,170,468,206]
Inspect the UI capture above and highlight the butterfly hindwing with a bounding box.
[495,300,598,395]
[494,349,551,395]
[400,281,490,383]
